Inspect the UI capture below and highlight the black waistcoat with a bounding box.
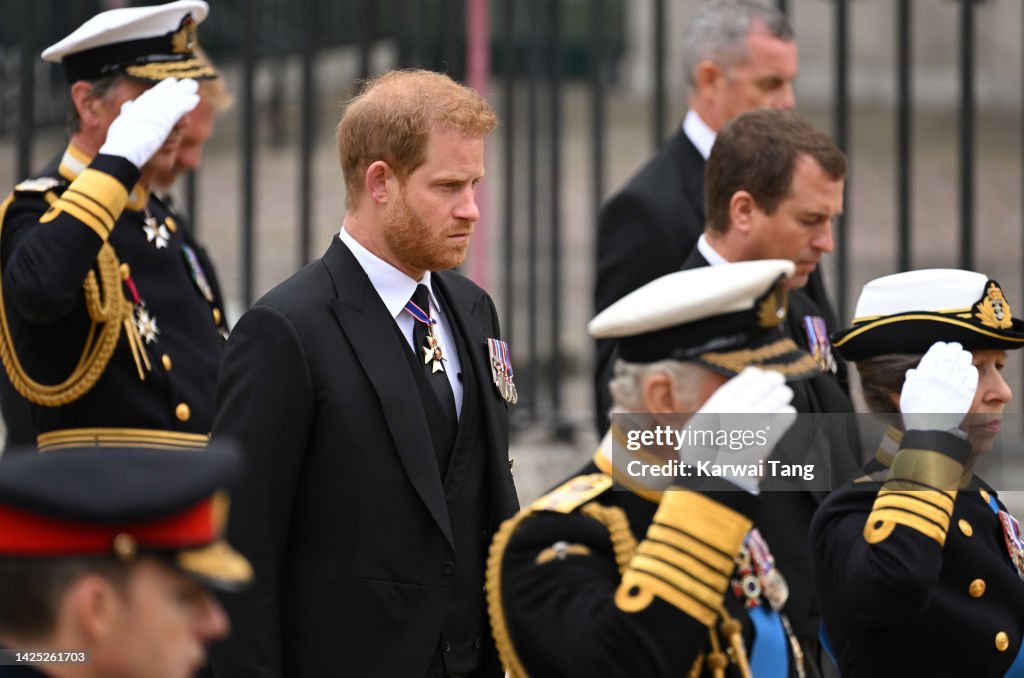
[398,286,490,675]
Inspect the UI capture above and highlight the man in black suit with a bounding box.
[594,0,838,433]
[679,107,861,677]
[209,69,519,677]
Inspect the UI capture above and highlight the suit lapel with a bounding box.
[433,273,519,522]
[322,239,454,548]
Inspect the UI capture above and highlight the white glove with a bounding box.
[682,367,797,493]
[900,341,978,435]
[99,78,200,170]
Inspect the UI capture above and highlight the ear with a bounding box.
[66,573,121,642]
[642,372,676,414]
[728,190,757,235]
[70,81,101,130]
[890,390,901,411]
[694,60,723,94]
[365,160,394,206]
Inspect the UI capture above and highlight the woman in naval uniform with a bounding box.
[811,269,1024,677]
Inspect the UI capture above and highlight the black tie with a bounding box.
[411,284,459,439]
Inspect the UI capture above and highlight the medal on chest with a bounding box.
[487,338,518,405]
[142,210,171,249]
[732,528,789,610]
[802,315,837,374]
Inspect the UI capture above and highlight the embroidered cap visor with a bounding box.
[0,444,252,592]
[831,269,1024,360]
[42,0,216,84]
[588,259,820,382]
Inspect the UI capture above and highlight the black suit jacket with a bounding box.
[209,238,518,677]
[593,124,839,433]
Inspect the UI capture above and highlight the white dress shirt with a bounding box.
[339,228,463,416]
[682,109,717,161]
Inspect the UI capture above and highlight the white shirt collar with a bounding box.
[696,233,731,266]
[338,227,436,319]
[682,109,717,161]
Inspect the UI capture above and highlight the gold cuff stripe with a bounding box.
[873,492,954,528]
[879,485,955,514]
[70,169,129,219]
[43,199,109,239]
[636,541,731,592]
[654,490,752,560]
[647,524,736,575]
[37,427,210,452]
[888,447,967,491]
[65,187,117,226]
[866,507,948,545]
[59,193,114,235]
[624,562,719,626]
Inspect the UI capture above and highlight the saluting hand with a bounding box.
[900,341,978,435]
[99,77,200,170]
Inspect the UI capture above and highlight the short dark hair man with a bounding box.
[594,0,821,434]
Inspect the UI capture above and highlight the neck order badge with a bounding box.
[404,291,446,373]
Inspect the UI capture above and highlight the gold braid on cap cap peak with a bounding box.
[974,281,1013,330]
[699,338,818,375]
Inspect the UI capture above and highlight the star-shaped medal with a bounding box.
[143,215,170,249]
[135,307,160,344]
[422,334,446,373]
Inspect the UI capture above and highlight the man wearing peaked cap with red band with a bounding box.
[0,0,230,454]
[0,444,252,678]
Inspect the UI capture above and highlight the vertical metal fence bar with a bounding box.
[359,0,373,79]
[525,0,541,417]
[896,0,912,271]
[833,0,851,323]
[652,0,666,150]
[549,0,565,431]
[17,0,35,180]
[590,0,606,226]
[412,0,427,66]
[958,0,976,270]
[442,0,458,75]
[466,0,490,287]
[298,0,317,267]
[240,1,258,307]
[501,0,516,349]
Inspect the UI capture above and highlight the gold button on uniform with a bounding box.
[958,519,973,537]
[213,308,222,325]
[120,263,131,280]
[996,632,1010,652]
[980,489,991,503]
[165,215,177,233]
[969,579,986,598]
[175,403,190,422]
[161,354,172,371]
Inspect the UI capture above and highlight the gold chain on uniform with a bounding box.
[0,192,144,406]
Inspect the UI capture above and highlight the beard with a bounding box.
[381,187,473,274]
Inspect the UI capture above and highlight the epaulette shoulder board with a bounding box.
[529,473,613,514]
[14,177,67,196]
